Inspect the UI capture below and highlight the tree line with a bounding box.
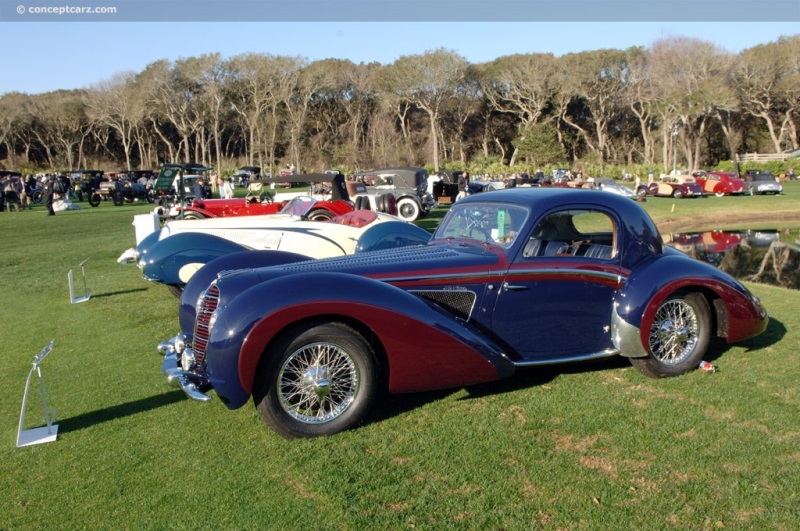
[1,34,798,177]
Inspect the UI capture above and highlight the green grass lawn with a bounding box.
[1,188,798,529]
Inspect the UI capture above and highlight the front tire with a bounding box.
[672,189,684,199]
[182,211,206,220]
[89,193,101,207]
[254,322,379,439]
[396,197,421,222]
[112,192,125,206]
[630,292,711,378]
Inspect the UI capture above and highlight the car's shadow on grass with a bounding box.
[365,356,631,427]
[704,316,786,362]
[58,390,185,433]
[364,315,783,428]
[91,288,149,299]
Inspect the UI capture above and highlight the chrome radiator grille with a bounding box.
[192,284,220,365]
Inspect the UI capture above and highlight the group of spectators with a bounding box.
[0,173,71,215]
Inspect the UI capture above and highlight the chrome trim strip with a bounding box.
[384,267,625,285]
[512,348,619,367]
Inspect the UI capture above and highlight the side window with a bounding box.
[521,210,617,260]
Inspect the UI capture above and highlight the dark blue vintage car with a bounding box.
[159,188,768,439]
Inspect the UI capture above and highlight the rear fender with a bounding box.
[206,272,514,409]
[613,252,767,357]
[141,232,248,286]
[179,250,311,336]
[181,206,216,218]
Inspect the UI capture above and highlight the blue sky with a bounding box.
[1,21,797,95]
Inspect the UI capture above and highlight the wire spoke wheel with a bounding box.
[631,292,710,378]
[255,323,378,439]
[278,342,358,424]
[648,299,698,365]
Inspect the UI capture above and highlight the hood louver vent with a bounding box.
[411,289,476,321]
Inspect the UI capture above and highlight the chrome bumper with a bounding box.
[158,335,212,402]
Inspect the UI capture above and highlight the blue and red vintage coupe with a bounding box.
[158,188,769,439]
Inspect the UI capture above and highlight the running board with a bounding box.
[512,348,619,368]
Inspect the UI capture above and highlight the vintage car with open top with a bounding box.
[121,195,429,298]
[165,172,396,221]
[158,188,769,439]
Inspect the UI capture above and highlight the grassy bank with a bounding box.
[1,192,798,529]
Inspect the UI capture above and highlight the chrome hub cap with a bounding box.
[278,342,358,424]
[649,300,698,365]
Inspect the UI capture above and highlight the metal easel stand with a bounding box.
[17,340,59,447]
[68,258,91,304]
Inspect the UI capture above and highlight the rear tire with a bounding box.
[253,322,379,439]
[630,292,711,378]
[89,193,101,207]
[307,208,335,221]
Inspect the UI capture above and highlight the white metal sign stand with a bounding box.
[68,258,91,304]
[17,340,59,447]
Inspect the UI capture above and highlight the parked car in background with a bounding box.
[166,173,378,221]
[353,166,435,222]
[121,195,427,297]
[691,170,746,197]
[157,188,768,439]
[744,171,783,195]
[594,177,638,200]
[151,163,213,205]
[233,166,261,186]
[637,174,705,199]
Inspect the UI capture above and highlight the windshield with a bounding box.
[434,202,529,247]
[279,195,318,217]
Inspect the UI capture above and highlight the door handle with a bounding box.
[503,282,527,291]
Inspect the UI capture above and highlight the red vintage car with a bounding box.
[691,170,746,197]
[173,173,365,222]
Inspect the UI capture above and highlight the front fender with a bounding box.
[613,250,768,357]
[141,232,248,286]
[205,272,515,409]
[179,249,311,337]
[134,230,162,263]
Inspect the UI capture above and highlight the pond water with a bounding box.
[665,229,800,290]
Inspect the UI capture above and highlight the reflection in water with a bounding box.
[666,229,800,290]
